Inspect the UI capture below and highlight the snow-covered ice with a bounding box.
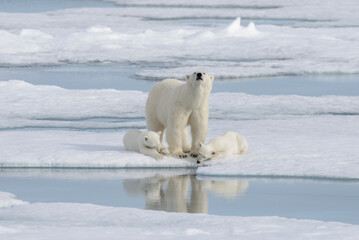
[1,80,359,179]
[0,192,28,209]
[1,1,359,78]
[0,190,359,240]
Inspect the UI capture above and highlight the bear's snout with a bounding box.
[196,73,203,80]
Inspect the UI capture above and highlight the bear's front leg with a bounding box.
[166,111,188,158]
[189,109,208,158]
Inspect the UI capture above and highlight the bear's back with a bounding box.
[222,131,248,154]
[146,78,185,125]
[155,78,184,92]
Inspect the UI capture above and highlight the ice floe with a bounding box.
[0,5,359,78]
[1,81,359,179]
[0,197,358,239]
[0,192,28,209]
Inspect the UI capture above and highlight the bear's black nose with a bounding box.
[197,73,202,78]
[197,160,200,164]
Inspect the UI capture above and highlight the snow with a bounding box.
[0,3,359,78]
[0,192,28,209]
[0,193,359,240]
[1,81,359,179]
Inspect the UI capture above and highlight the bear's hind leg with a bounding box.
[166,111,189,158]
[182,128,191,154]
[167,126,187,158]
[189,110,208,158]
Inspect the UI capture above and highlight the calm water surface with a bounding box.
[1,169,358,224]
[1,64,359,95]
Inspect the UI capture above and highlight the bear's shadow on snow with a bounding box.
[65,143,123,152]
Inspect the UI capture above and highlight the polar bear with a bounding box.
[123,129,164,160]
[197,131,248,164]
[146,71,214,158]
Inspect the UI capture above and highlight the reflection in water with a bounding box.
[123,175,248,214]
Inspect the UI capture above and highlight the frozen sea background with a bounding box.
[1,0,359,239]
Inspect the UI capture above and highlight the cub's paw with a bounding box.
[155,154,164,160]
[160,147,170,156]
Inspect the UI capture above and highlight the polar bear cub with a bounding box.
[123,129,164,160]
[197,131,248,164]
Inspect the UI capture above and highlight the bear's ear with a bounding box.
[157,131,162,136]
[199,142,203,147]
[210,75,214,82]
[186,75,190,81]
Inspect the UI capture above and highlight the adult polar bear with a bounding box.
[146,71,214,158]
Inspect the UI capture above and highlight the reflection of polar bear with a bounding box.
[146,71,214,158]
[123,129,164,160]
[203,180,248,198]
[122,175,249,214]
[197,131,248,163]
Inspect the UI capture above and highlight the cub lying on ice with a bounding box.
[197,131,248,164]
[123,129,165,160]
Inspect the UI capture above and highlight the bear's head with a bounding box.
[197,142,217,164]
[141,131,162,152]
[186,71,214,90]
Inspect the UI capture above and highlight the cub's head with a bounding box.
[197,142,217,164]
[141,131,162,152]
[186,71,214,90]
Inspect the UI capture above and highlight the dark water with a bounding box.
[0,169,358,224]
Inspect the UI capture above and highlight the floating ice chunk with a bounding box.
[0,192,28,209]
[225,17,260,37]
[225,17,242,35]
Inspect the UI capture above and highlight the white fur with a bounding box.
[145,71,214,158]
[123,129,164,160]
[197,131,248,164]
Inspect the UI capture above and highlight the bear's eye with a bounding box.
[212,151,215,155]
[203,72,206,75]
[144,137,148,141]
